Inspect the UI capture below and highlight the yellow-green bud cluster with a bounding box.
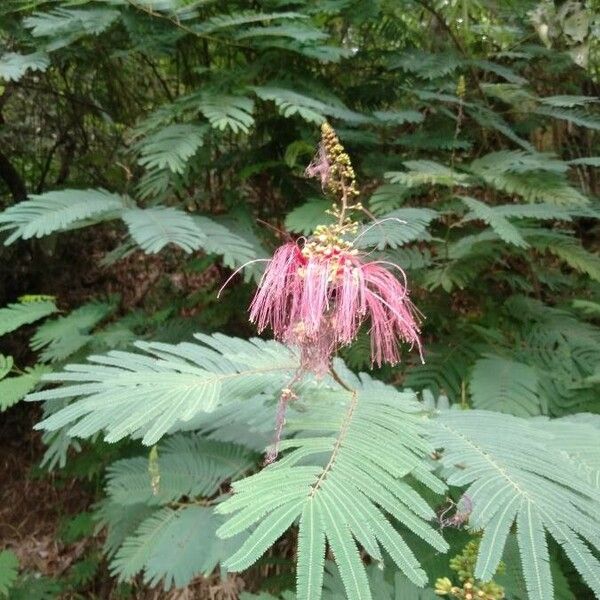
[320,122,360,204]
[303,223,358,259]
[307,123,363,248]
[434,541,505,600]
[456,75,466,99]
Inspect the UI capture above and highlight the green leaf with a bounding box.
[0,550,19,596]
[390,49,462,79]
[572,299,600,317]
[285,199,334,235]
[0,355,13,379]
[194,215,265,279]
[493,203,576,220]
[25,7,119,37]
[387,161,470,188]
[0,364,51,412]
[0,51,49,81]
[322,562,439,599]
[7,575,61,599]
[297,500,326,600]
[106,435,255,505]
[568,156,600,166]
[540,96,599,107]
[111,506,244,589]
[318,494,372,600]
[252,86,367,124]
[468,153,588,206]
[136,124,207,174]
[433,411,600,596]
[24,7,120,50]
[195,11,305,34]
[31,301,115,362]
[225,501,304,572]
[367,184,413,216]
[197,93,255,134]
[547,243,600,283]
[469,150,568,175]
[236,23,328,43]
[470,59,528,85]
[373,110,424,125]
[95,500,155,559]
[0,550,18,597]
[0,189,125,244]
[517,502,553,600]
[461,196,528,248]
[468,107,534,151]
[354,208,437,250]
[123,206,207,253]
[59,511,95,544]
[217,376,447,600]
[535,106,600,131]
[0,301,57,336]
[28,334,297,445]
[470,355,542,416]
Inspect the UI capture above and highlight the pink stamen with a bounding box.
[217,259,271,298]
[247,239,423,374]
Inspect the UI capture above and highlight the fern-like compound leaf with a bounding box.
[194,215,265,278]
[24,7,119,49]
[0,51,49,81]
[136,124,207,174]
[297,500,327,600]
[28,334,297,445]
[197,93,255,134]
[31,301,115,362]
[0,189,125,244]
[387,161,471,188]
[468,153,588,207]
[535,106,600,131]
[517,502,554,600]
[460,196,528,248]
[0,300,57,336]
[110,505,242,588]
[470,355,542,416]
[0,550,18,597]
[0,364,51,412]
[194,11,305,35]
[252,86,366,124]
[354,208,438,250]
[106,434,255,506]
[236,23,328,43]
[217,376,448,600]
[373,110,424,125]
[122,206,207,253]
[0,355,13,379]
[432,410,600,600]
[285,199,334,235]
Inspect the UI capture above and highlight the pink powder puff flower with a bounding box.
[220,122,425,462]
[249,237,423,377]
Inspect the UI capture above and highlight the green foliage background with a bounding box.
[0,0,599,598]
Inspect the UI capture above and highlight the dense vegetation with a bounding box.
[0,0,599,598]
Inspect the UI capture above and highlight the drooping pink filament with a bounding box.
[249,241,423,376]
